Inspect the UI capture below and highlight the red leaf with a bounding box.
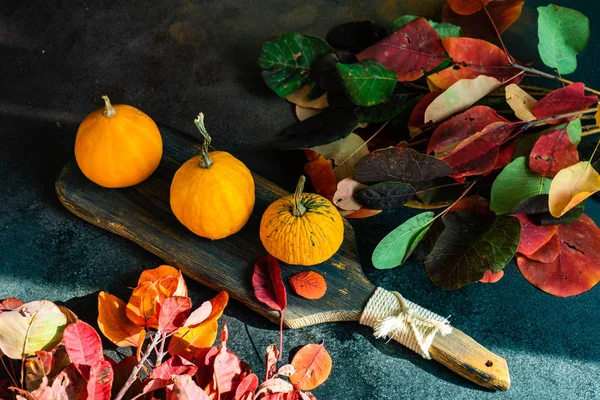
[514,214,559,256]
[169,374,210,400]
[183,301,212,327]
[214,324,243,395]
[51,364,88,400]
[290,343,332,391]
[0,297,24,311]
[428,106,507,155]
[252,256,287,312]
[448,0,492,15]
[529,126,579,178]
[265,344,280,381]
[86,360,113,400]
[194,346,219,390]
[63,321,104,380]
[289,271,327,300]
[234,373,258,400]
[449,195,494,216]
[489,142,516,172]
[532,83,598,123]
[442,1,524,42]
[357,18,445,81]
[304,150,337,201]
[159,296,192,333]
[151,355,198,380]
[428,37,521,89]
[408,92,441,137]
[527,233,560,263]
[479,270,504,283]
[517,214,600,297]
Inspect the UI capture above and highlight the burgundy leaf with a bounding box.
[408,91,441,137]
[194,346,219,390]
[151,355,198,380]
[529,126,579,178]
[252,255,287,312]
[159,296,192,333]
[357,18,445,81]
[183,300,212,327]
[63,321,104,380]
[86,360,113,400]
[531,83,598,123]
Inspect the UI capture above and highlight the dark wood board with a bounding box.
[56,124,376,329]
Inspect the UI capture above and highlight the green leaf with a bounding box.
[490,157,552,215]
[392,15,462,39]
[537,5,590,75]
[372,212,435,269]
[0,300,67,359]
[424,212,521,289]
[567,118,582,146]
[337,60,397,107]
[258,33,332,97]
[356,94,421,123]
[354,181,416,209]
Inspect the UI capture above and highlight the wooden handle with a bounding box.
[429,328,510,391]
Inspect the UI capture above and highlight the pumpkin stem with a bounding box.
[101,95,116,117]
[194,113,214,169]
[292,175,307,217]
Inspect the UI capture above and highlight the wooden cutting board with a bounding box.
[56,124,510,391]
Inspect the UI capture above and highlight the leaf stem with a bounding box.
[508,62,600,95]
[521,107,598,130]
[278,311,284,361]
[480,0,512,62]
[194,113,214,169]
[0,357,18,388]
[333,121,390,172]
[114,330,162,400]
[434,181,478,221]
[414,182,464,195]
[582,127,600,137]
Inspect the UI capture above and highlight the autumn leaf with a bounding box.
[289,271,327,300]
[285,84,328,110]
[257,33,332,97]
[183,300,212,328]
[337,60,397,106]
[531,82,598,122]
[428,105,508,155]
[517,214,600,297]
[392,15,463,39]
[479,270,504,284]
[311,133,369,182]
[0,298,24,311]
[333,178,367,211]
[357,17,445,81]
[304,150,337,200]
[490,157,552,215]
[213,325,244,395]
[513,214,558,256]
[424,75,502,123]
[442,1,524,42]
[428,38,520,89]
[529,123,580,178]
[372,212,435,269]
[527,233,560,264]
[234,373,259,399]
[86,360,113,400]
[423,211,520,289]
[97,291,143,348]
[151,355,198,380]
[169,374,210,400]
[158,296,192,334]
[408,92,441,137]
[296,105,322,122]
[63,321,105,380]
[548,161,600,217]
[447,0,492,16]
[354,147,452,184]
[290,342,332,391]
[537,4,590,75]
[252,255,287,312]
[354,181,416,210]
[51,364,88,399]
[0,300,66,359]
[505,83,537,122]
[512,194,584,226]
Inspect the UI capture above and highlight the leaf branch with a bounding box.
[508,62,600,96]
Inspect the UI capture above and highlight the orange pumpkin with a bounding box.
[170,113,255,240]
[75,96,162,188]
[260,176,344,266]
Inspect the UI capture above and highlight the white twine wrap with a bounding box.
[360,287,452,359]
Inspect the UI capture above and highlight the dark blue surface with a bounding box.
[1,0,600,398]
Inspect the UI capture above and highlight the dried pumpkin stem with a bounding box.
[101,95,116,117]
[292,175,307,217]
[194,113,214,169]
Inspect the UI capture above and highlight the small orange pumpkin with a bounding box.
[170,113,255,240]
[260,176,344,266]
[75,96,163,188]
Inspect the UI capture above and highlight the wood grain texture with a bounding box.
[56,124,376,329]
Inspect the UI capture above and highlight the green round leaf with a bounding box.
[337,60,397,107]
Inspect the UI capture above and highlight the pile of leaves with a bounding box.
[257,1,600,297]
[0,266,332,399]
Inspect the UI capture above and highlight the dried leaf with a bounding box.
[256,378,294,397]
[357,18,445,81]
[529,123,579,178]
[86,360,113,400]
[63,321,104,380]
[505,83,537,121]
[333,178,366,211]
[428,38,520,89]
[289,271,327,300]
[295,106,322,122]
[549,161,600,217]
[290,343,332,391]
[0,298,24,311]
[51,364,88,400]
[354,182,416,209]
[424,75,502,123]
[285,84,328,109]
[531,83,598,123]
[517,214,600,297]
[97,291,143,348]
[0,300,66,359]
[354,147,452,184]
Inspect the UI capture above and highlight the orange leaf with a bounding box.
[136,329,146,362]
[138,265,188,298]
[289,272,327,300]
[97,292,143,348]
[168,291,228,359]
[126,282,160,328]
[304,151,337,201]
[290,343,332,391]
[447,0,492,15]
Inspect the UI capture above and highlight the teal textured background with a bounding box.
[1,0,599,398]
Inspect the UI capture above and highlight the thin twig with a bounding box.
[522,107,598,129]
[433,181,478,223]
[480,0,512,62]
[1,357,18,388]
[582,127,600,137]
[415,182,464,195]
[114,331,162,400]
[508,62,600,95]
[333,121,390,172]
[519,85,553,94]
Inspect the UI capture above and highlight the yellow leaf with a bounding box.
[285,84,328,109]
[424,75,501,123]
[505,84,537,121]
[549,161,600,217]
[98,292,144,347]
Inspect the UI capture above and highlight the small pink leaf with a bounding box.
[265,344,280,380]
[183,301,212,327]
[169,374,210,400]
[333,178,366,211]
[479,270,504,283]
[159,296,192,333]
[63,321,104,380]
[234,373,259,400]
[150,355,198,380]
